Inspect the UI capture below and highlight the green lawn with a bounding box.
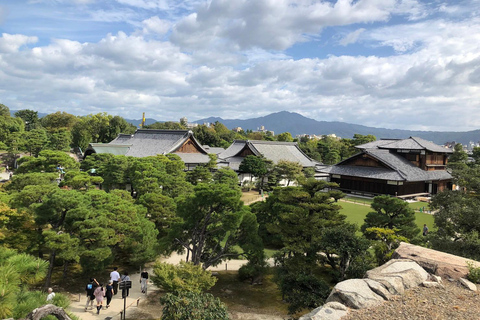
[339,201,435,234]
[344,195,374,205]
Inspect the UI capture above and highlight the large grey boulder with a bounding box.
[365,259,428,294]
[393,242,480,279]
[298,302,348,320]
[325,279,386,309]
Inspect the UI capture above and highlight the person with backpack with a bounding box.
[84,278,99,311]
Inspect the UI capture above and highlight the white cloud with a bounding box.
[171,0,426,51]
[0,33,38,53]
[115,0,169,10]
[339,28,366,46]
[142,16,171,35]
[3,2,480,132]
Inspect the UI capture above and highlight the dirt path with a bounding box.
[160,252,275,271]
[68,269,156,320]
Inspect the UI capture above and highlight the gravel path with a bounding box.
[342,280,480,320]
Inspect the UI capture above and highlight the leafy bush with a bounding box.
[276,272,331,315]
[151,261,217,294]
[161,292,229,320]
[467,261,480,284]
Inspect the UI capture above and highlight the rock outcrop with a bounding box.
[392,242,480,279]
[300,259,428,320]
[301,245,480,320]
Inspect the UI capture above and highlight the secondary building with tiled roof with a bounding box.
[320,137,453,197]
[217,140,320,170]
[217,140,324,184]
[84,129,211,170]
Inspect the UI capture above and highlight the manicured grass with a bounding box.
[408,201,431,211]
[339,201,436,234]
[344,195,374,205]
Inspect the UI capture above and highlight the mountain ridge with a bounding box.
[194,111,479,145]
[10,109,479,145]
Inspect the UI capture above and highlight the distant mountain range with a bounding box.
[194,111,480,145]
[11,110,480,145]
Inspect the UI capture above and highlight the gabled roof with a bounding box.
[203,145,226,155]
[355,139,400,150]
[356,137,452,153]
[85,143,131,156]
[88,129,211,164]
[218,140,320,168]
[329,149,451,182]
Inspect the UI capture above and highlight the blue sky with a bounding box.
[0,0,479,132]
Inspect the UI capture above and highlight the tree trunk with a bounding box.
[23,304,72,320]
[62,261,68,280]
[44,250,56,289]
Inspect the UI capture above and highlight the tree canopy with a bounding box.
[361,195,420,240]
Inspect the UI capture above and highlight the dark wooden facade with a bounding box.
[331,176,451,196]
[331,148,452,196]
[176,137,204,153]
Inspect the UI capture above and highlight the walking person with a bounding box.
[93,283,104,314]
[110,267,120,295]
[85,278,99,311]
[423,224,429,236]
[140,269,148,294]
[121,272,131,298]
[105,280,114,308]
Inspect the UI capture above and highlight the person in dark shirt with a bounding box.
[140,269,148,293]
[84,278,99,311]
[105,280,114,308]
[121,272,131,298]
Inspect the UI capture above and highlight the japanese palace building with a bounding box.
[320,137,453,197]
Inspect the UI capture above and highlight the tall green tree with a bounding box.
[275,160,303,186]
[430,188,480,260]
[16,150,79,174]
[40,111,78,132]
[276,132,294,142]
[239,155,272,191]
[24,128,48,156]
[167,177,260,269]
[14,109,39,131]
[361,195,420,240]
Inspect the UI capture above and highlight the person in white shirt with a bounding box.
[46,288,55,302]
[110,267,121,295]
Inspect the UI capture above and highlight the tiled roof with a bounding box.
[87,143,131,156]
[217,140,249,159]
[356,137,452,153]
[249,140,319,167]
[203,145,226,155]
[332,149,452,182]
[355,139,400,149]
[217,140,320,168]
[91,129,211,164]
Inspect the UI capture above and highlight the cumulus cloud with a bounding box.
[2,1,480,132]
[171,0,426,51]
[142,16,171,35]
[0,33,38,53]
